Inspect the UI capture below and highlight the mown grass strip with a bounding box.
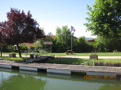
[2,52,121,56]
[3,57,30,61]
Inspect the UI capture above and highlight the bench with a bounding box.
[65,50,74,54]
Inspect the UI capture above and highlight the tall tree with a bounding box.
[55,25,72,50]
[0,8,45,57]
[84,0,121,39]
[77,36,87,52]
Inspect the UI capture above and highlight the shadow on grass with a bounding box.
[44,58,88,65]
[2,57,30,62]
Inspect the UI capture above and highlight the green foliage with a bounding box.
[20,43,28,50]
[95,59,121,64]
[29,46,36,50]
[91,36,121,52]
[22,25,121,53]
[76,36,87,52]
[45,58,88,65]
[54,25,76,52]
[4,57,30,61]
[84,0,121,38]
[11,52,16,54]
[56,25,71,45]
[35,30,53,52]
[7,45,15,52]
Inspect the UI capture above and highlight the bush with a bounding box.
[11,52,16,54]
[7,45,15,52]
[29,46,36,50]
[20,43,28,50]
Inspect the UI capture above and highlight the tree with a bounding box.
[55,25,72,51]
[77,36,87,52]
[84,0,121,39]
[94,36,121,52]
[35,31,54,51]
[0,8,45,57]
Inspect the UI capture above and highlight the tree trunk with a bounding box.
[17,43,21,57]
[0,47,2,57]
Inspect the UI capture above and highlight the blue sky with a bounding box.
[0,0,96,38]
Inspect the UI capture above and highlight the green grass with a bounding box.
[48,52,121,56]
[94,59,121,63]
[1,52,121,56]
[25,52,121,56]
[3,57,30,62]
[1,54,121,64]
[0,56,9,59]
[45,58,88,65]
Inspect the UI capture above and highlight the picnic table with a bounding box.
[65,50,74,54]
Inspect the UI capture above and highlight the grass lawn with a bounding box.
[0,56,30,62]
[40,52,121,56]
[1,52,121,56]
[94,59,121,63]
[0,55,121,64]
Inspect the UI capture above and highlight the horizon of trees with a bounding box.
[1,25,121,53]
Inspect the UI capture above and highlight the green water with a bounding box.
[0,69,121,90]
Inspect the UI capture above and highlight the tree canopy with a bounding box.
[84,0,121,38]
[0,8,45,57]
[55,25,71,44]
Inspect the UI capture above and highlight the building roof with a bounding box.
[23,35,55,48]
[88,40,95,43]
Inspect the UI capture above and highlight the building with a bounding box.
[23,35,55,48]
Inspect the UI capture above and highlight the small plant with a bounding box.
[41,49,46,54]
[11,52,16,54]
[20,43,28,50]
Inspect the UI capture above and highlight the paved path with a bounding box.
[1,54,121,59]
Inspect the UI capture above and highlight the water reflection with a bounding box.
[0,70,47,90]
[0,69,121,90]
[96,84,121,90]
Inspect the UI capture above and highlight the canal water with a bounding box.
[0,68,121,90]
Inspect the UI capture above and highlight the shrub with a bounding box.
[11,52,16,54]
[20,43,28,50]
[7,45,15,52]
[29,46,36,50]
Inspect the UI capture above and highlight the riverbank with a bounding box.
[0,60,121,80]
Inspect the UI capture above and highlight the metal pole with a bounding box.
[71,32,72,51]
